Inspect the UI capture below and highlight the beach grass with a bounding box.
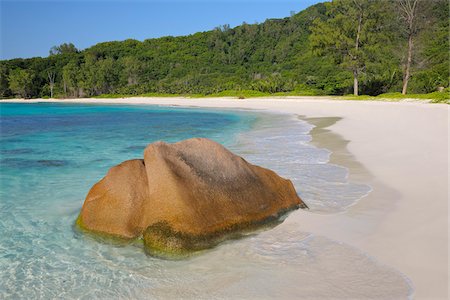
[341,90,450,103]
[202,90,270,98]
[94,92,184,98]
[88,89,450,104]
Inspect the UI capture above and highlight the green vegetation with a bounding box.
[94,92,185,98]
[342,90,450,103]
[0,0,448,100]
[7,69,34,98]
[310,0,392,96]
[204,90,269,98]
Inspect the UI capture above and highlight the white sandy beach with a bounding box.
[2,97,448,299]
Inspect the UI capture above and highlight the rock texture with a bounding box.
[77,138,307,257]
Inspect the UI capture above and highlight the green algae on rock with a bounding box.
[76,138,307,258]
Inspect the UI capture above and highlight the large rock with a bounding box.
[77,138,307,257]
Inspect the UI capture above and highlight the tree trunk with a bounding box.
[353,6,363,96]
[47,71,55,98]
[399,0,419,95]
[402,34,413,95]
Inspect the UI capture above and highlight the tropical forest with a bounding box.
[0,0,448,101]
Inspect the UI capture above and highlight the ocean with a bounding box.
[0,103,411,298]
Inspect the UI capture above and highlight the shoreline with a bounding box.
[1,92,446,104]
[1,97,448,298]
[0,95,442,104]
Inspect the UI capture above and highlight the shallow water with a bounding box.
[0,103,411,299]
[230,114,372,213]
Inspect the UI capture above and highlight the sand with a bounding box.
[2,97,448,299]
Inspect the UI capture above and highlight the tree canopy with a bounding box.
[49,43,79,56]
[0,0,448,99]
[310,0,395,95]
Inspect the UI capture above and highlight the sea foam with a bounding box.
[231,112,372,213]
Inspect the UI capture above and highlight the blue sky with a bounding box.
[1,0,321,60]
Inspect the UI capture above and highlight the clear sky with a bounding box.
[1,0,321,60]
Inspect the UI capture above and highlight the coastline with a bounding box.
[1,97,448,298]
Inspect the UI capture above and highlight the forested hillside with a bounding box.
[0,0,448,99]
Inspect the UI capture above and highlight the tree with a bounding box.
[310,0,385,95]
[415,0,449,92]
[121,56,142,86]
[62,62,79,97]
[0,63,10,97]
[47,70,56,98]
[95,57,120,94]
[398,0,420,95]
[49,43,78,56]
[8,69,34,98]
[77,55,120,96]
[0,1,446,98]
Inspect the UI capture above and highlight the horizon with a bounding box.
[0,0,321,60]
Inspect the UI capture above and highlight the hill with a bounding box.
[0,0,448,99]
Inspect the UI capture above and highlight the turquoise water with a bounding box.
[0,103,411,299]
[0,103,252,234]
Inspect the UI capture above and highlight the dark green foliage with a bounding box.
[1,1,448,99]
[49,43,79,56]
[8,69,35,98]
[342,89,450,104]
